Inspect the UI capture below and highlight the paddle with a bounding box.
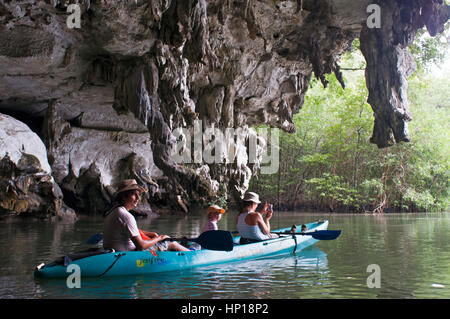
[86,230,234,251]
[87,233,103,245]
[166,230,234,251]
[273,230,341,240]
[229,229,341,240]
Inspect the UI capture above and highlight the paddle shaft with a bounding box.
[272,231,317,235]
[88,230,234,251]
[231,229,341,240]
[164,237,197,242]
[87,232,192,245]
[274,230,341,240]
[87,233,202,245]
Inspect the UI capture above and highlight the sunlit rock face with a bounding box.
[0,0,448,217]
[0,113,77,220]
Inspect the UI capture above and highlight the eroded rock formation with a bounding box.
[360,0,450,147]
[0,113,77,220]
[0,0,448,218]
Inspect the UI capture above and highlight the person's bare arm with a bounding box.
[256,212,272,235]
[131,234,169,250]
[140,230,158,238]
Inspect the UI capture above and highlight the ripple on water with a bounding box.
[2,213,450,298]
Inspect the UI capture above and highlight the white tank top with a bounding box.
[237,212,271,241]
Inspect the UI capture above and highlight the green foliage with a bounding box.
[306,174,360,211]
[358,179,383,205]
[409,24,450,71]
[250,34,450,213]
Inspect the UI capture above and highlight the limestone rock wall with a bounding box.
[0,113,76,220]
[0,0,448,218]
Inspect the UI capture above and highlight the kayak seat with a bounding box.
[50,248,115,266]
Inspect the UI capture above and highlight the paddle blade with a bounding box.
[310,230,341,240]
[192,230,234,251]
[87,233,103,245]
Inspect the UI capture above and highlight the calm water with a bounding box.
[0,211,449,299]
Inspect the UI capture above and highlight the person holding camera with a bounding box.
[236,192,279,244]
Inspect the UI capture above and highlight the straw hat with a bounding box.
[242,192,261,204]
[207,205,225,215]
[115,179,148,196]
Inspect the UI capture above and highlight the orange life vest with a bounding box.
[139,229,150,240]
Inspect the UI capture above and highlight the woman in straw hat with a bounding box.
[103,179,189,252]
[236,192,279,244]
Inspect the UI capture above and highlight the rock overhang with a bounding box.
[0,0,448,216]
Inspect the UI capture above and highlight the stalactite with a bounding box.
[0,0,448,216]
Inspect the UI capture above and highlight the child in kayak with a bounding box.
[177,205,225,251]
[202,205,226,233]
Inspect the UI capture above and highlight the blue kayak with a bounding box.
[34,220,329,278]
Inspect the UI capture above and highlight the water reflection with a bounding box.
[2,212,449,299]
[316,212,450,298]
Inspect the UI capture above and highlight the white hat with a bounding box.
[242,192,261,204]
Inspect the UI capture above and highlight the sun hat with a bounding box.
[242,192,261,204]
[207,205,225,215]
[115,179,148,196]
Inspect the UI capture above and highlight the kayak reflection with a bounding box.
[33,246,328,299]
